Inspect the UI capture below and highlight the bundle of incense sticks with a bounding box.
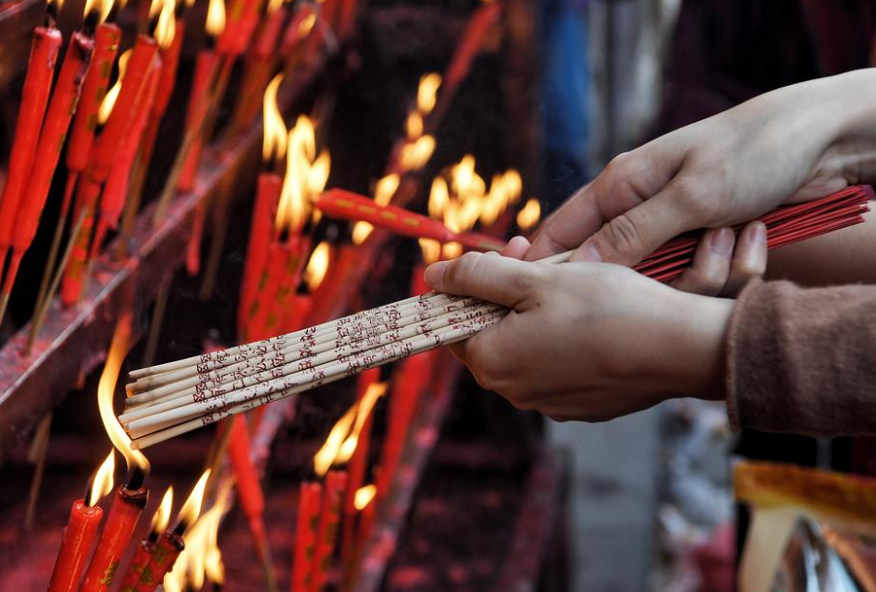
[121,187,871,449]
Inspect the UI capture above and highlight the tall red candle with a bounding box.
[291,481,323,592]
[311,470,347,592]
[80,485,149,592]
[217,0,264,56]
[177,49,219,192]
[239,172,282,334]
[228,414,270,562]
[47,500,104,592]
[0,27,62,270]
[60,176,101,305]
[1,31,94,303]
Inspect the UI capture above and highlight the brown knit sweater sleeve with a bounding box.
[726,280,876,437]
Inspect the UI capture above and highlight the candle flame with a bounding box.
[516,198,541,230]
[267,0,283,13]
[276,116,328,235]
[399,135,435,172]
[151,486,174,534]
[48,0,65,15]
[419,238,441,265]
[351,174,401,245]
[303,241,330,292]
[417,73,441,116]
[406,112,423,140]
[83,0,113,21]
[205,545,225,586]
[154,0,176,49]
[205,0,226,37]
[480,170,522,226]
[98,49,131,125]
[298,11,317,39]
[428,177,449,219]
[176,469,211,531]
[98,315,150,479]
[337,382,387,462]
[443,242,462,259]
[354,484,377,511]
[262,74,287,164]
[87,450,116,507]
[313,404,357,477]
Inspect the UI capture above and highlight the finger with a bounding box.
[723,221,767,296]
[501,235,530,260]
[526,141,684,262]
[670,228,735,296]
[571,177,706,266]
[424,252,541,309]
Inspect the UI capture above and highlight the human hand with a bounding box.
[527,70,876,268]
[424,252,735,422]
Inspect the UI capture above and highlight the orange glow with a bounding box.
[428,177,449,219]
[354,484,377,511]
[442,242,462,259]
[84,0,114,21]
[516,198,541,230]
[337,382,387,461]
[205,0,226,37]
[176,469,210,531]
[351,222,372,246]
[98,316,150,477]
[352,173,400,245]
[205,545,225,586]
[406,112,423,140]
[276,116,329,235]
[480,170,523,226]
[419,238,441,265]
[399,135,435,172]
[313,404,357,477]
[98,49,131,125]
[86,450,115,507]
[262,74,287,164]
[151,486,174,534]
[304,241,330,292]
[154,0,177,50]
[417,73,441,116]
[267,0,283,12]
[48,0,65,14]
[298,12,317,39]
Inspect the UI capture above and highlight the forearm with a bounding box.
[766,209,876,286]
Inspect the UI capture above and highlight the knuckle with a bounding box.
[601,212,645,257]
[447,252,481,285]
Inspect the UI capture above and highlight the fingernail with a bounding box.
[751,222,766,245]
[571,243,603,263]
[709,228,734,256]
[424,261,450,287]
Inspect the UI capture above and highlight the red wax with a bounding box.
[60,175,101,305]
[218,0,264,56]
[291,481,323,592]
[80,486,148,592]
[239,173,282,333]
[89,34,159,183]
[92,54,161,259]
[47,499,103,592]
[228,414,269,560]
[341,369,380,560]
[67,23,121,174]
[116,538,156,592]
[137,531,184,592]
[177,49,219,192]
[311,470,347,592]
[0,27,62,262]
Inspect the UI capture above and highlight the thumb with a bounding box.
[424,252,541,309]
[571,184,695,266]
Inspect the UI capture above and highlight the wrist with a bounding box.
[671,292,735,399]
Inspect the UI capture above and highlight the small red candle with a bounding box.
[311,470,347,592]
[291,481,323,592]
[139,531,184,592]
[79,485,149,592]
[60,176,101,305]
[0,25,62,274]
[47,450,115,592]
[217,0,264,56]
[240,172,282,334]
[116,485,173,592]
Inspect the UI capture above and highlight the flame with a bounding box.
[48,0,65,15]
[267,0,283,12]
[480,170,523,226]
[337,382,387,461]
[354,485,377,511]
[262,74,287,164]
[304,241,330,292]
[151,486,175,534]
[298,12,317,39]
[205,545,225,586]
[406,112,423,140]
[83,0,108,20]
[276,116,328,235]
[442,242,462,259]
[399,135,435,172]
[87,450,116,507]
[374,174,400,207]
[205,0,226,37]
[98,316,150,479]
[503,170,523,205]
[313,404,357,477]
[516,198,541,230]
[154,0,176,49]
[417,73,441,116]
[351,222,372,246]
[176,469,211,531]
[98,49,131,125]
[428,177,449,219]
[418,238,441,265]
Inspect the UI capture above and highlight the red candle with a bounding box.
[47,500,104,592]
[1,31,94,303]
[311,470,347,592]
[228,414,269,562]
[239,172,282,334]
[280,3,317,58]
[250,237,309,340]
[256,5,289,59]
[291,481,323,592]
[138,531,184,592]
[80,485,149,592]
[217,0,264,56]
[60,176,101,305]
[116,539,156,592]
[280,294,313,335]
[0,26,62,271]
[177,49,220,192]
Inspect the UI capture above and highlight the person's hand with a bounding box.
[424,252,735,422]
[526,70,876,269]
